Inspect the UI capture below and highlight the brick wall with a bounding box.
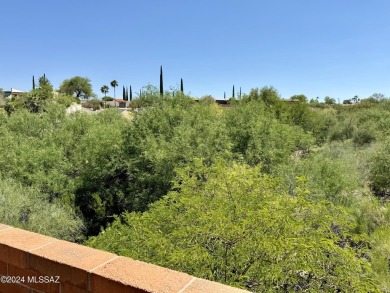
[0,224,248,293]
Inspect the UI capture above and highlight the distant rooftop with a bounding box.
[10,88,24,93]
[2,88,25,99]
[113,98,127,103]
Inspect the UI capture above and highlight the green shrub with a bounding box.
[124,101,231,211]
[353,126,377,146]
[54,93,80,107]
[305,108,337,143]
[82,99,101,110]
[273,140,371,202]
[329,117,356,142]
[369,139,390,196]
[370,224,390,292]
[199,95,215,104]
[0,177,84,241]
[87,159,379,292]
[0,107,130,236]
[225,100,314,172]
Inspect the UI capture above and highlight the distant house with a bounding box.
[215,99,228,105]
[281,99,300,103]
[106,98,128,108]
[215,99,232,107]
[193,98,232,107]
[3,88,25,99]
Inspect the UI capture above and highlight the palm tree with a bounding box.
[100,85,109,97]
[110,80,118,98]
[352,95,359,104]
[100,85,109,108]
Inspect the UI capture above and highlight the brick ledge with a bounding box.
[0,224,248,293]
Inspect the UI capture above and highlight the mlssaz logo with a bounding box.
[27,276,60,284]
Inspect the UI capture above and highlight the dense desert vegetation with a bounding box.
[1,78,390,291]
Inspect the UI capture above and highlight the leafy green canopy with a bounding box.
[59,76,93,98]
[224,101,313,172]
[326,100,390,146]
[0,86,317,236]
[87,159,379,292]
[123,93,313,213]
[369,139,390,196]
[274,141,370,202]
[0,177,84,241]
[123,94,230,210]
[0,106,130,235]
[4,74,54,114]
[4,75,78,114]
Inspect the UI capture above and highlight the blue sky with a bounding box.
[2,0,390,101]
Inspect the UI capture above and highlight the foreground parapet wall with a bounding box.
[0,224,248,293]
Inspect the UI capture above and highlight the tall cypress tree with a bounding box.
[130,86,133,101]
[160,65,163,96]
[180,78,184,94]
[32,75,35,90]
[123,86,125,100]
[232,85,235,98]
